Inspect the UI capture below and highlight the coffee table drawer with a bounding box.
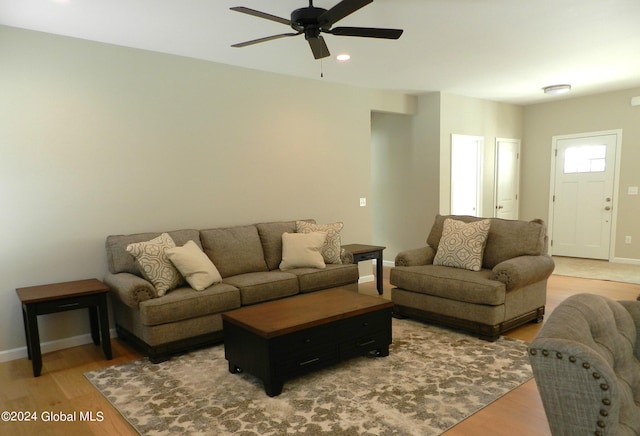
[339,310,391,341]
[270,324,337,354]
[275,345,339,376]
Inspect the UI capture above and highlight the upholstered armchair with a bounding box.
[390,215,555,341]
[528,293,640,435]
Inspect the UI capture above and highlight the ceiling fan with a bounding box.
[230,0,403,60]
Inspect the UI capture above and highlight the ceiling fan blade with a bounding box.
[319,0,373,27]
[230,6,291,26]
[232,32,301,48]
[329,27,403,39]
[307,36,331,59]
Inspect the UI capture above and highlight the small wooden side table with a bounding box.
[16,278,112,377]
[342,244,386,295]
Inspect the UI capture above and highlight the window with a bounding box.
[563,145,606,173]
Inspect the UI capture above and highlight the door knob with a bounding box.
[604,206,611,211]
[605,197,611,202]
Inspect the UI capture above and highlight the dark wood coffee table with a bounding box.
[222,288,393,396]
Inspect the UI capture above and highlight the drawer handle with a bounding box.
[58,303,80,308]
[358,339,376,347]
[299,357,320,366]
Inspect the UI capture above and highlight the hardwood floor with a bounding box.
[2,271,639,435]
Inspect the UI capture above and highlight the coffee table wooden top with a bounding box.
[222,288,393,338]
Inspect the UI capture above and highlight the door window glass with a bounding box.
[564,145,606,173]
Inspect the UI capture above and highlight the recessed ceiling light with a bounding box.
[336,54,351,62]
[543,84,571,95]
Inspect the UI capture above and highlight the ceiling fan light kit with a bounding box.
[543,84,572,95]
[231,0,403,60]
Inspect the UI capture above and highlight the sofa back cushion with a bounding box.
[427,215,546,269]
[106,229,202,275]
[256,219,315,271]
[200,225,268,278]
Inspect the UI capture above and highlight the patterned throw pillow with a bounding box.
[433,218,491,271]
[126,233,182,296]
[296,221,343,264]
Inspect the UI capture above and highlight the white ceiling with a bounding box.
[2,0,640,104]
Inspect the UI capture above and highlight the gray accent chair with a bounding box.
[390,215,555,341]
[529,293,640,435]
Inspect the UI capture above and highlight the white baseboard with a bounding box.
[611,257,640,265]
[359,274,375,284]
[0,328,117,363]
[382,260,394,268]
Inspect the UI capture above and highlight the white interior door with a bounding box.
[451,134,483,216]
[495,138,520,219]
[551,133,617,259]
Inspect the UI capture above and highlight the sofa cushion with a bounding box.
[427,215,546,269]
[200,225,268,278]
[433,218,490,271]
[223,271,299,305]
[390,265,506,305]
[296,221,344,264]
[139,282,241,326]
[166,240,222,291]
[125,233,182,296]
[256,219,315,271]
[286,264,360,293]
[106,229,202,275]
[279,231,327,270]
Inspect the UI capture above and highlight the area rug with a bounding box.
[552,255,640,284]
[85,318,532,435]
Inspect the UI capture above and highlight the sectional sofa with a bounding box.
[104,219,359,362]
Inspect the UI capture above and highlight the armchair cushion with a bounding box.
[390,265,505,305]
[427,215,546,268]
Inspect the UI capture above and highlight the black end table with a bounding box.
[342,244,386,295]
[16,279,112,377]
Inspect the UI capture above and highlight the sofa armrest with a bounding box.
[340,248,354,265]
[618,300,640,359]
[491,254,555,291]
[104,272,157,309]
[395,246,436,267]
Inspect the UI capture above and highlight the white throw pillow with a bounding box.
[433,218,491,271]
[126,233,182,296]
[296,221,343,264]
[166,240,222,291]
[279,231,327,270]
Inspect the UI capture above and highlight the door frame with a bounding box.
[547,129,623,260]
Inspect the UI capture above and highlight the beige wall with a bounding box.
[0,26,409,357]
[372,93,523,261]
[439,93,524,217]
[371,93,441,261]
[522,87,640,261]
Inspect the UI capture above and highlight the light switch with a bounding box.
[628,186,639,195]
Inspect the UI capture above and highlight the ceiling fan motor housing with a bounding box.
[291,7,329,39]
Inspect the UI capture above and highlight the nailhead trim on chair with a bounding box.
[529,347,613,436]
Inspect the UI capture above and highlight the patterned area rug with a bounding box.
[85,319,532,435]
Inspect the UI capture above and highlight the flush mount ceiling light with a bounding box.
[543,84,572,95]
[336,53,351,61]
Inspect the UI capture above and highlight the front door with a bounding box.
[551,132,618,259]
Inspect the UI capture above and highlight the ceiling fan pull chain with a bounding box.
[320,59,324,78]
